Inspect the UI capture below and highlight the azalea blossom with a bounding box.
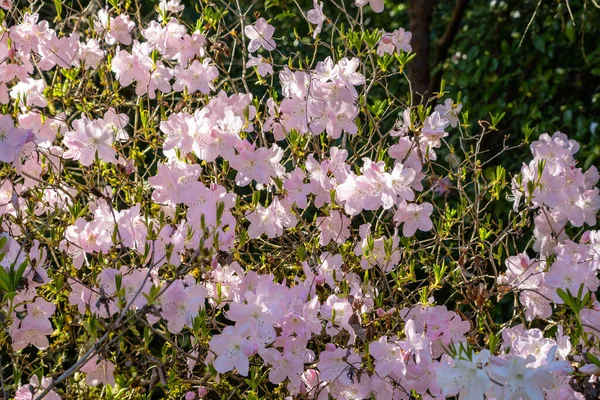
[394,201,434,237]
[355,0,384,13]
[244,18,277,52]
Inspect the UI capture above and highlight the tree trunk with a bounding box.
[408,0,435,100]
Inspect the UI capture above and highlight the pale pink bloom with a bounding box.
[385,163,416,202]
[434,98,462,127]
[108,14,135,45]
[247,54,274,76]
[280,67,310,98]
[394,201,434,237]
[354,223,401,272]
[15,376,60,400]
[325,101,359,139]
[316,210,351,246]
[335,173,373,215]
[280,296,322,338]
[37,33,79,70]
[230,143,284,186]
[148,61,173,99]
[246,204,276,238]
[0,115,28,163]
[81,355,116,386]
[422,111,449,142]
[79,38,105,69]
[320,295,355,341]
[159,277,207,333]
[282,168,311,209]
[159,0,185,13]
[301,369,330,400]
[173,59,219,94]
[209,325,255,376]
[530,131,579,161]
[327,147,352,182]
[100,109,128,142]
[149,159,201,206]
[369,336,407,378]
[335,57,366,89]
[404,356,442,397]
[244,18,277,52]
[226,284,280,346]
[307,0,325,38]
[263,98,285,140]
[0,0,11,11]
[8,13,48,53]
[355,0,384,13]
[280,95,309,134]
[119,267,154,310]
[183,182,237,229]
[111,42,153,96]
[10,78,47,108]
[436,349,491,399]
[392,28,412,53]
[62,116,117,166]
[23,297,55,326]
[10,317,53,351]
[487,353,572,400]
[317,346,361,386]
[378,28,412,56]
[264,336,315,386]
[188,110,239,162]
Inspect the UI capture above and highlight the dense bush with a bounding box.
[0,0,599,399]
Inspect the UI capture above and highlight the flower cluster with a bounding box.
[0,0,598,399]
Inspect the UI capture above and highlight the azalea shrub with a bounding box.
[1,0,600,399]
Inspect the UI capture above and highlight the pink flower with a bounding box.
[436,349,491,399]
[316,346,361,386]
[10,78,47,108]
[355,0,384,13]
[369,336,407,378]
[0,0,11,11]
[354,223,401,272]
[434,98,462,128]
[111,42,153,96]
[263,336,315,386]
[159,0,185,13]
[282,168,311,209]
[0,115,28,163]
[173,59,219,94]
[335,172,374,215]
[79,39,105,70]
[209,325,255,376]
[394,201,434,237]
[80,355,116,386]
[246,204,275,239]
[378,28,412,56]
[10,317,53,351]
[421,111,450,142]
[15,376,60,400]
[320,295,355,341]
[316,210,351,246]
[487,354,572,400]
[244,18,277,52]
[159,277,207,333]
[148,159,201,207]
[307,0,326,38]
[107,14,135,45]
[62,116,117,166]
[230,143,284,187]
[247,54,274,76]
[148,61,173,99]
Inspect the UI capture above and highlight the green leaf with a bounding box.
[54,0,63,21]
